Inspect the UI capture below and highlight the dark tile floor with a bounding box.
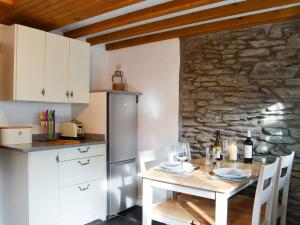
[87,206,164,225]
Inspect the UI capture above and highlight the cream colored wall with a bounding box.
[90,39,180,151]
[88,39,180,204]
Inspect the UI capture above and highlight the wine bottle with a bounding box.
[214,130,223,160]
[244,130,253,164]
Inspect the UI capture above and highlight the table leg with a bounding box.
[143,179,153,225]
[215,193,228,225]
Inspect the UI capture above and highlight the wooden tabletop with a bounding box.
[139,158,263,194]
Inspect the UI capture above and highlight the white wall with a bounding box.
[0,102,71,134]
[90,39,180,151]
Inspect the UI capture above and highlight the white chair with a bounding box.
[139,147,175,203]
[271,152,295,225]
[197,158,280,225]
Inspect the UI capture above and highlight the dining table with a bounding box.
[139,158,263,225]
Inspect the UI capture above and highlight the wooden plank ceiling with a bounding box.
[1,0,300,50]
[0,0,142,31]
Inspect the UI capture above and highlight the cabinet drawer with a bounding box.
[59,180,106,220]
[59,144,105,161]
[59,155,106,187]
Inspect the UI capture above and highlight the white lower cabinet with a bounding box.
[0,144,107,225]
[59,180,106,223]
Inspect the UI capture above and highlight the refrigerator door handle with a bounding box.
[110,158,135,166]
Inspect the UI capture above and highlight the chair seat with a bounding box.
[152,195,257,225]
[155,194,269,225]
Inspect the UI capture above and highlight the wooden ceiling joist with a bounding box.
[87,0,300,46]
[64,0,222,38]
[0,0,14,6]
[105,6,300,50]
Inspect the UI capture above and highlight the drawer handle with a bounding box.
[78,159,90,166]
[77,147,90,153]
[78,184,90,191]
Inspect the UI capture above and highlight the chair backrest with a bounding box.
[139,144,192,173]
[252,158,279,225]
[139,147,172,173]
[271,152,295,225]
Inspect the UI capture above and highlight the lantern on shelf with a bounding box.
[112,64,127,91]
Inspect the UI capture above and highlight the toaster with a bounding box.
[60,120,85,139]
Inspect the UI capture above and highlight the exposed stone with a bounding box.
[180,20,300,225]
[263,135,296,144]
[209,105,236,111]
[238,57,261,63]
[223,114,246,121]
[250,62,298,79]
[193,62,214,70]
[266,102,293,111]
[183,132,197,138]
[276,49,298,60]
[217,76,248,87]
[285,144,300,155]
[196,131,212,142]
[285,79,300,86]
[287,34,300,49]
[224,59,236,65]
[249,40,285,48]
[196,101,209,106]
[239,48,270,57]
[272,88,300,98]
[270,25,282,38]
[255,142,274,154]
[191,92,215,100]
[208,69,234,75]
[182,102,196,112]
[222,49,237,55]
[290,129,300,138]
[271,46,286,51]
[263,128,289,136]
[201,82,218,87]
[195,76,217,82]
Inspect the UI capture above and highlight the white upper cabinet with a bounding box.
[68,39,90,104]
[44,33,69,103]
[15,25,46,101]
[0,24,90,103]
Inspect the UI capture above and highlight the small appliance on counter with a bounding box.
[0,126,32,145]
[60,120,85,139]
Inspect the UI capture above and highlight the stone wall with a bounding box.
[179,19,300,225]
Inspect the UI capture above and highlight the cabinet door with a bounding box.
[44,33,69,103]
[68,39,90,103]
[28,150,59,225]
[15,25,45,101]
[59,180,105,220]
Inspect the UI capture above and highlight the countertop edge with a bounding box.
[0,134,106,153]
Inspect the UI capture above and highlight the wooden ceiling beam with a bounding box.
[0,0,14,6]
[88,0,300,46]
[105,6,300,50]
[64,0,222,38]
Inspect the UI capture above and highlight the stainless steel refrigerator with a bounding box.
[106,92,139,216]
[74,91,139,216]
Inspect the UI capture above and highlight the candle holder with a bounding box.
[228,140,238,162]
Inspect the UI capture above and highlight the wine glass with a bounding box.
[222,140,229,161]
[176,143,188,169]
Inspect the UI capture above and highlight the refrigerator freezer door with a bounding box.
[108,159,137,216]
[108,93,137,163]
